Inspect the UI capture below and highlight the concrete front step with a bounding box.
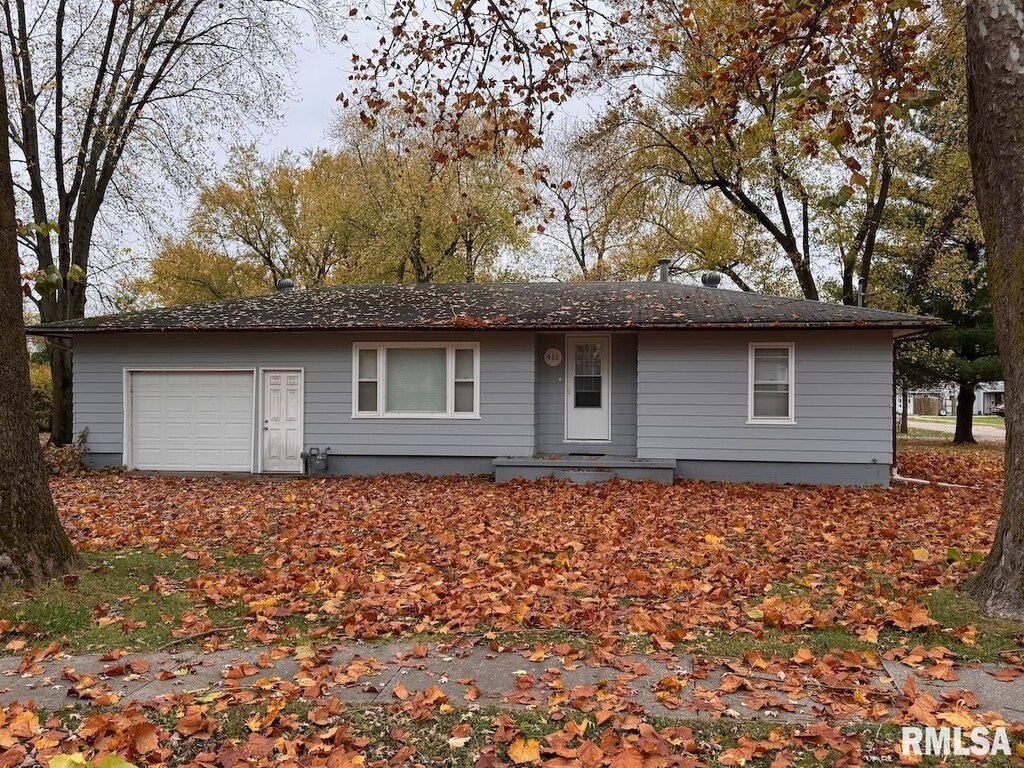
[493,455,676,484]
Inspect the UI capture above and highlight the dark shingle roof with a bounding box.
[26,282,944,336]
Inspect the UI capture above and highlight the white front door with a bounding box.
[262,370,303,473]
[565,335,611,442]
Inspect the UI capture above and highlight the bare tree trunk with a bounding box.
[47,226,91,446]
[48,342,74,443]
[954,382,976,444]
[900,388,909,435]
[841,259,856,306]
[790,253,819,301]
[0,50,80,584]
[964,0,1024,618]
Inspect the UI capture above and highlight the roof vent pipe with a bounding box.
[657,258,671,282]
[701,272,722,288]
[276,278,295,293]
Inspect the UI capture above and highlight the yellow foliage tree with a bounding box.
[134,116,531,306]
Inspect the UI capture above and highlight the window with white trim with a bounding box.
[353,343,479,418]
[749,343,794,423]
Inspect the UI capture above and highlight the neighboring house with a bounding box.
[28,276,942,487]
[974,382,1005,415]
[896,387,954,417]
[895,382,1004,416]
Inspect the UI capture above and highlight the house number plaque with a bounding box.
[543,348,563,367]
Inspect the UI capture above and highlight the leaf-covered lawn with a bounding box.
[7,447,1008,653]
[1,445,1023,767]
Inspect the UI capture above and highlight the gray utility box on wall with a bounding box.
[301,447,330,475]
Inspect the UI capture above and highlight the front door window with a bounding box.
[574,343,603,408]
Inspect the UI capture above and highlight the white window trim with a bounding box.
[747,342,796,425]
[352,341,481,419]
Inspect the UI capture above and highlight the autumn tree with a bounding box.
[584,0,932,301]
[136,118,531,304]
[338,114,531,283]
[128,239,270,308]
[133,146,367,303]
[4,0,341,444]
[0,41,79,584]
[352,0,944,302]
[535,129,645,279]
[534,124,802,289]
[867,14,989,443]
[963,0,1024,618]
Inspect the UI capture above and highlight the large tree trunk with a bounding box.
[954,382,977,444]
[0,53,80,584]
[964,0,1024,618]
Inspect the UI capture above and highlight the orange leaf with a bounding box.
[508,738,541,764]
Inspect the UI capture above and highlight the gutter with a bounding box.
[25,321,950,338]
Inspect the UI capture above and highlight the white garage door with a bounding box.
[129,371,255,471]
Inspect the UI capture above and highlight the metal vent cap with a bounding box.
[700,272,722,288]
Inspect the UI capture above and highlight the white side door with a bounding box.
[262,369,303,473]
[565,335,611,442]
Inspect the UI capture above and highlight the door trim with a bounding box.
[122,367,258,472]
[564,334,612,443]
[258,367,305,473]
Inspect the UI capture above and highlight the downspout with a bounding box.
[892,333,898,479]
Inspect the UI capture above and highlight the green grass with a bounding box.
[912,415,1006,428]
[685,589,1023,663]
[5,552,1021,666]
[926,587,1024,660]
[262,705,1024,767]
[0,549,253,654]
[38,702,1021,768]
[904,426,958,440]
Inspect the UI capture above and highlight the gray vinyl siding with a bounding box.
[534,333,638,455]
[73,331,534,459]
[73,326,895,480]
[636,330,893,465]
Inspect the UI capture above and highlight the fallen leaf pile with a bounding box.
[896,448,1003,488]
[0,447,1014,766]
[48,450,1001,643]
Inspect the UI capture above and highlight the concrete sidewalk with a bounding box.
[2,640,1023,723]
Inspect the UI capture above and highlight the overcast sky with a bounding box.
[256,36,348,155]
[247,23,594,157]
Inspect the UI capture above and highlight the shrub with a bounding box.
[29,362,52,432]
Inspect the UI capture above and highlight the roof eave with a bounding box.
[25,320,948,337]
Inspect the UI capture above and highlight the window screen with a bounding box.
[453,348,475,413]
[752,346,791,419]
[356,348,378,412]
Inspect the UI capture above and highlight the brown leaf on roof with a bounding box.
[26,282,946,336]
